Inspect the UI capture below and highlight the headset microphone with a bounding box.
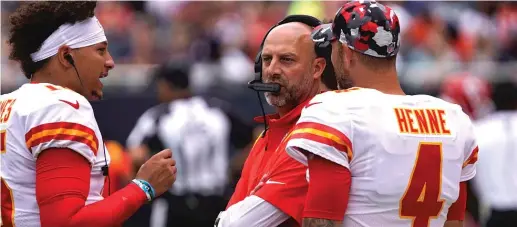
[247,80,281,93]
[65,53,110,195]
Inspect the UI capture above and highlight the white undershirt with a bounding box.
[216,195,289,227]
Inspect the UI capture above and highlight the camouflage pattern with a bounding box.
[331,0,400,58]
[311,23,336,44]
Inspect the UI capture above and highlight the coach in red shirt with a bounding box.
[216,15,342,227]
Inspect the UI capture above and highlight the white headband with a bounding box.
[30,16,107,62]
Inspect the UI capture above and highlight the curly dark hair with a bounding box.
[8,1,97,79]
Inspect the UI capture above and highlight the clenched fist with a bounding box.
[135,149,177,197]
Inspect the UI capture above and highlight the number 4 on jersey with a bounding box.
[400,143,445,227]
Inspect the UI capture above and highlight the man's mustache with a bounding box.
[264,75,285,86]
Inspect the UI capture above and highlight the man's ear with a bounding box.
[312,57,326,80]
[56,45,74,68]
[342,44,354,69]
[343,45,358,68]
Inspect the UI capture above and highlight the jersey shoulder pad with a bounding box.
[15,84,92,117]
[17,84,99,163]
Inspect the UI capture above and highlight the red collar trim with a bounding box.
[253,98,312,127]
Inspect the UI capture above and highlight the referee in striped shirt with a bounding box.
[125,60,239,227]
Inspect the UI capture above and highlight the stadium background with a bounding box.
[1,1,516,227]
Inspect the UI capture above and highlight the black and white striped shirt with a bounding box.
[127,96,231,196]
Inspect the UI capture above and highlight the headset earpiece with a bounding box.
[254,49,263,80]
[64,54,75,66]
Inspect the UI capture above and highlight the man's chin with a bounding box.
[89,91,103,101]
[265,95,287,108]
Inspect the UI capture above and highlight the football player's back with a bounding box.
[313,88,477,227]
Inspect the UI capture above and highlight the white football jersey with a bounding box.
[286,88,478,227]
[0,83,110,227]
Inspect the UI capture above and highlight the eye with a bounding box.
[97,48,106,55]
[281,57,294,62]
[262,56,272,62]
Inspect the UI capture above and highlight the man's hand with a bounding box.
[302,218,341,227]
[135,149,177,197]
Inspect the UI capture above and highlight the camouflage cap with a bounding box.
[332,0,401,58]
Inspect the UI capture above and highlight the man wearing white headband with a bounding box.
[1,2,177,226]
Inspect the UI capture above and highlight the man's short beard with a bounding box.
[265,91,290,107]
[264,71,312,108]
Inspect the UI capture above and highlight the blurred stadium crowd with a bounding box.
[3,1,516,93]
[1,1,517,227]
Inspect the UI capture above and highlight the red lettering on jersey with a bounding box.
[437,110,451,135]
[0,99,16,124]
[426,109,440,134]
[400,142,444,227]
[414,110,430,134]
[404,109,419,133]
[394,108,409,133]
[396,108,451,136]
[0,100,8,120]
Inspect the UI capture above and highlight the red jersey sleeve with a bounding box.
[304,154,351,221]
[36,148,147,227]
[447,182,467,221]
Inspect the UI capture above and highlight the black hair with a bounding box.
[8,1,97,78]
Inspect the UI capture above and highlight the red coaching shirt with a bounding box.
[227,99,310,226]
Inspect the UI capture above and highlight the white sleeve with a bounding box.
[461,115,478,182]
[23,98,99,164]
[126,108,157,149]
[285,94,353,169]
[216,195,289,227]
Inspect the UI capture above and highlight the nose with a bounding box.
[264,57,282,77]
[105,51,115,70]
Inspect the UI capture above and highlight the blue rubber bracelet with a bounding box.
[132,179,154,201]
[138,179,156,199]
